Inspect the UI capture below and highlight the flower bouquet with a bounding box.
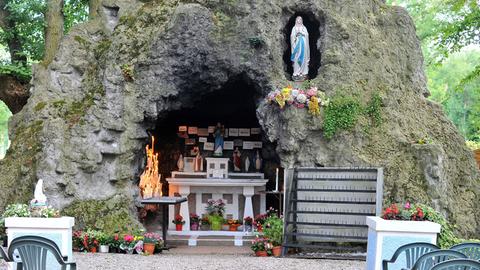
[243,216,253,232]
[120,234,136,254]
[266,84,330,116]
[200,216,210,231]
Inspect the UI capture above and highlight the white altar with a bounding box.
[166,164,268,245]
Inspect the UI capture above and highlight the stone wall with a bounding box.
[0,0,478,237]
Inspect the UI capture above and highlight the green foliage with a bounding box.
[0,63,31,83]
[0,0,87,63]
[61,195,142,234]
[365,93,383,127]
[466,140,480,150]
[387,0,480,142]
[1,203,31,218]
[323,95,362,139]
[418,204,460,248]
[262,215,283,246]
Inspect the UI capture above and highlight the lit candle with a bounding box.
[275,168,279,192]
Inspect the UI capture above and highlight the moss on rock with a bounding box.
[62,194,142,234]
[0,120,44,211]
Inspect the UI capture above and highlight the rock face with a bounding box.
[1,0,478,236]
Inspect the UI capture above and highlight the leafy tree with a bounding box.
[388,0,480,141]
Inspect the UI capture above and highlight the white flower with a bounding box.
[291,89,299,98]
[296,93,307,104]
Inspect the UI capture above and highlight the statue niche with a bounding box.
[283,12,322,81]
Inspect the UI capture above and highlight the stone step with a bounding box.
[167,235,254,247]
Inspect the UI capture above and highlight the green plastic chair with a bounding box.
[451,243,480,261]
[429,259,480,270]
[382,242,439,270]
[411,250,467,270]
[7,236,76,270]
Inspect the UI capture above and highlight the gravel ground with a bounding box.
[75,250,365,270]
[1,247,366,270]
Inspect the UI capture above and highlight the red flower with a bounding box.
[417,207,424,218]
[114,234,119,241]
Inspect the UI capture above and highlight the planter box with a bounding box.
[366,216,441,270]
[5,217,75,270]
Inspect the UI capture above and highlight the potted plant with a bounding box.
[172,214,185,231]
[251,236,269,257]
[205,199,225,231]
[119,234,136,254]
[243,216,253,232]
[253,213,267,232]
[110,234,121,253]
[227,219,242,231]
[263,215,284,257]
[97,232,111,253]
[143,232,162,255]
[200,216,210,231]
[190,213,200,231]
[82,230,100,253]
[366,202,442,270]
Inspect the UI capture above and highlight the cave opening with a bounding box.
[283,11,323,80]
[139,76,282,231]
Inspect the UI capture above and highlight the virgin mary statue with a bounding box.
[290,16,310,81]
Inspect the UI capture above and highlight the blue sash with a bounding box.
[291,34,305,66]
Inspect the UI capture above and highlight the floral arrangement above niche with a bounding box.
[266,85,330,116]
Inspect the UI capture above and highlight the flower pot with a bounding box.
[175,224,183,231]
[200,224,210,231]
[366,216,441,270]
[244,225,252,232]
[272,246,282,257]
[190,223,199,231]
[229,224,241,231]
[143,243,155,255]
[90,247,97,253]
[99,245,109,253]
[255,250,268,257]
[210,220,222,231]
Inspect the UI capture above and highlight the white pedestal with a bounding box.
[5,217,75,270]
[365,216,441,270]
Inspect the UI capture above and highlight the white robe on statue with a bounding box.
[290,17,310,78]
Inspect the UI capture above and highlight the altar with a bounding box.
[167,168,268,245]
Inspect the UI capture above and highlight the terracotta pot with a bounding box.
[191,223,199,231]
[229,224,240,231]
[175,224,183,231]
[272,246,282,257]
[90,247,97,253]
[255,250,268,257]
[143,243,155,255]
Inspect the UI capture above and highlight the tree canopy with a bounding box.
[388,0,480,144]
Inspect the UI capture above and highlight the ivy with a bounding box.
[322,92,383,139]
[323,95,361,139]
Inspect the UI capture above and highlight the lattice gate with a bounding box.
[282,167,383,258]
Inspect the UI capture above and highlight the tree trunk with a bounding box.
[43,0,64,66]
[89,0,101,19]
[0,0,27,65]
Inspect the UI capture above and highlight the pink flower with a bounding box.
[124,235,134,242]
[404,201,411,209]
[306,88,318,97]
